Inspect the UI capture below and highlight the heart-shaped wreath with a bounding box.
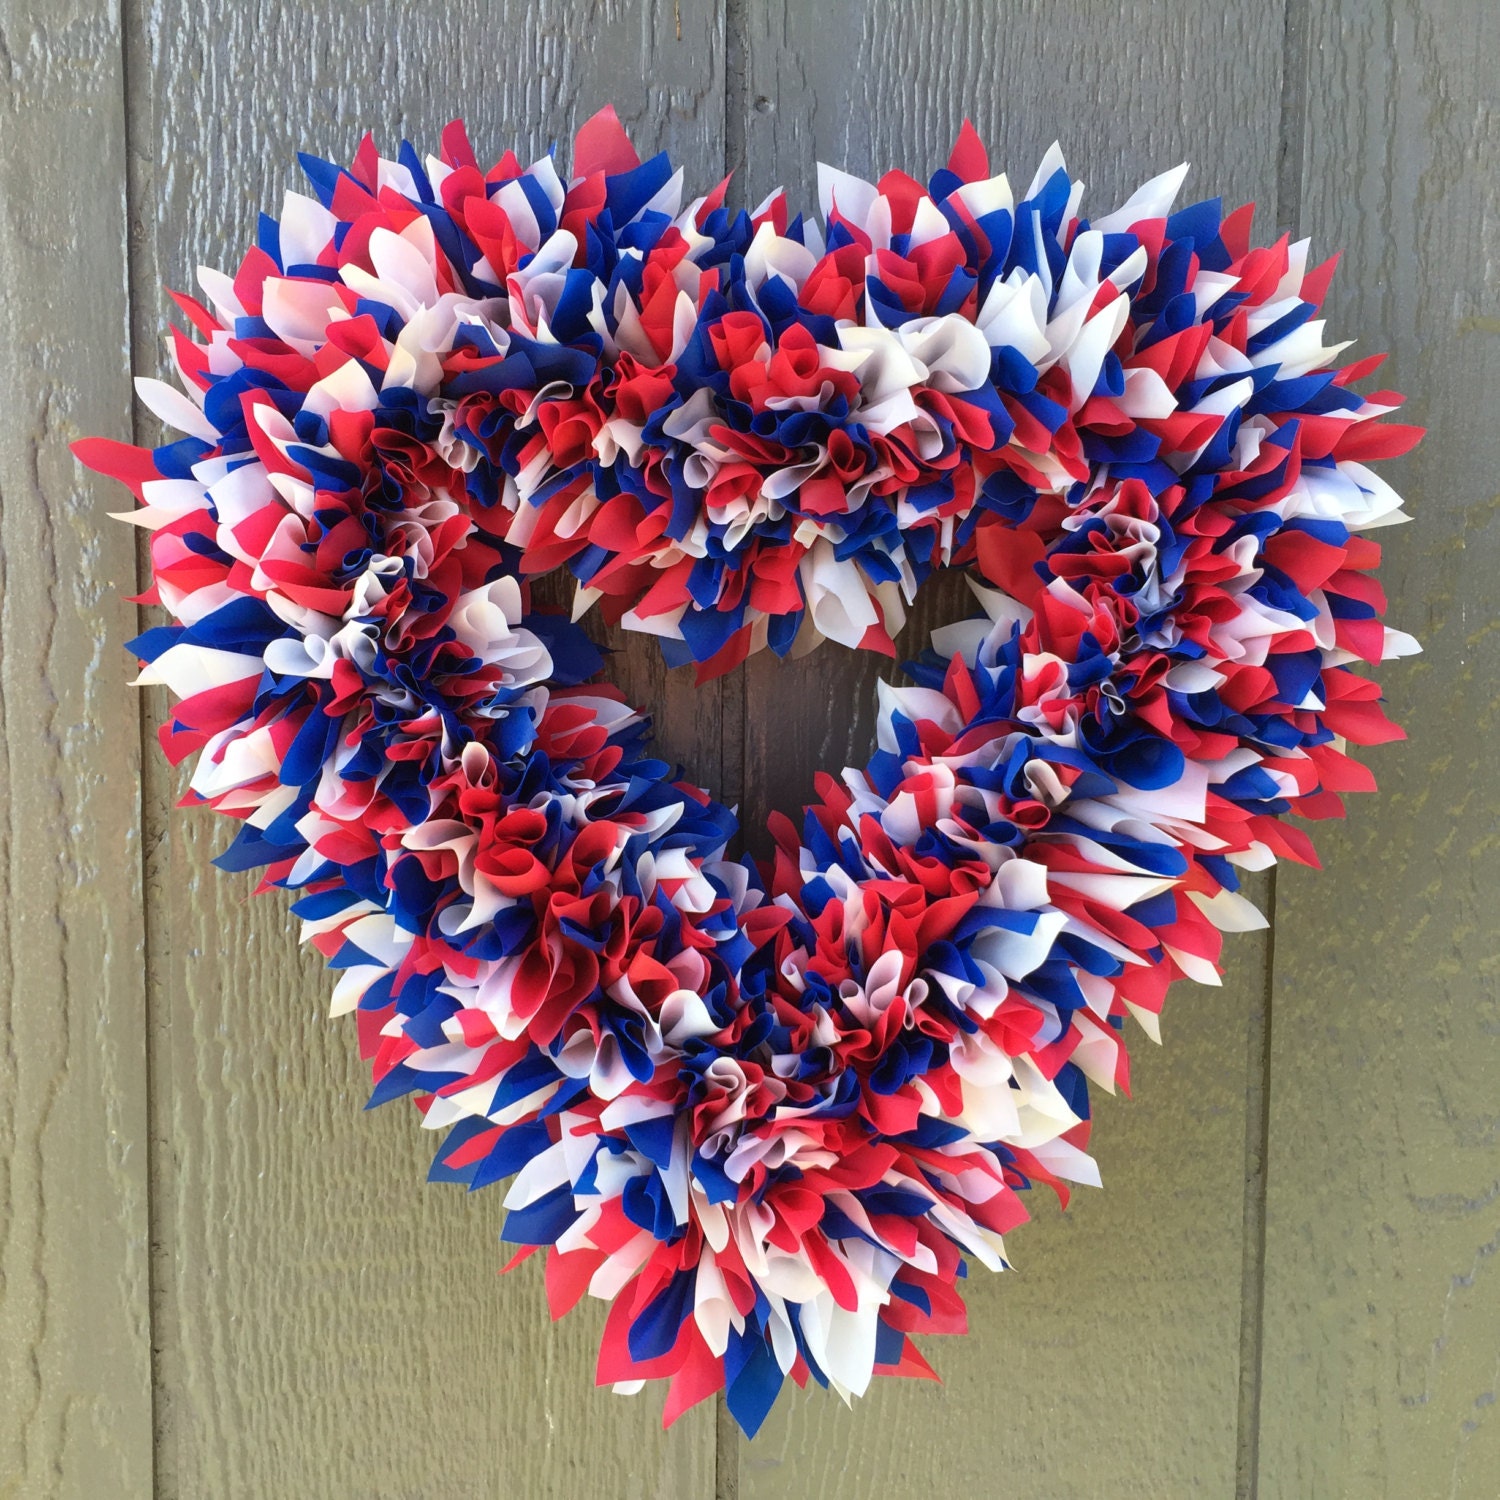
[77,108,1419,1436]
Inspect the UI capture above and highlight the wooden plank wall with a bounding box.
[1258,3,1500,1496]
[1,0,1494,1495]
[129,8,726,1496]
[0,1,154,1494]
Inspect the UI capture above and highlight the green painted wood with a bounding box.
[1257,3,1500,1495]
[730,2,1287,1495]
[122,3,726,1493]
[0,1,155,1495]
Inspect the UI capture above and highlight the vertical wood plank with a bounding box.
[730,2,1287,1494]
[0,1,154,1495]
[1258,3,1500,1495]
[123,3,726,1493]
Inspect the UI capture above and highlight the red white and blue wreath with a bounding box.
[78,108,1419,1435]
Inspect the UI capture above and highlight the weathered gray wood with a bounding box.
[0,1,155,1495]
[124,2,726,1493]
[730,2,1287,1494]
[1258,3,1500,1495]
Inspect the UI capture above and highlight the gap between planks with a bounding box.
[1236,2,1311,1494]
[714,0,752,1489]
[118,0,170,1492]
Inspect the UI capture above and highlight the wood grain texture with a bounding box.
[0,1,154,1495]
[123,3,725,1493]
[1257,3,1500,1495]
[731,3,1287,1494]
[5,0,1487,1493]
